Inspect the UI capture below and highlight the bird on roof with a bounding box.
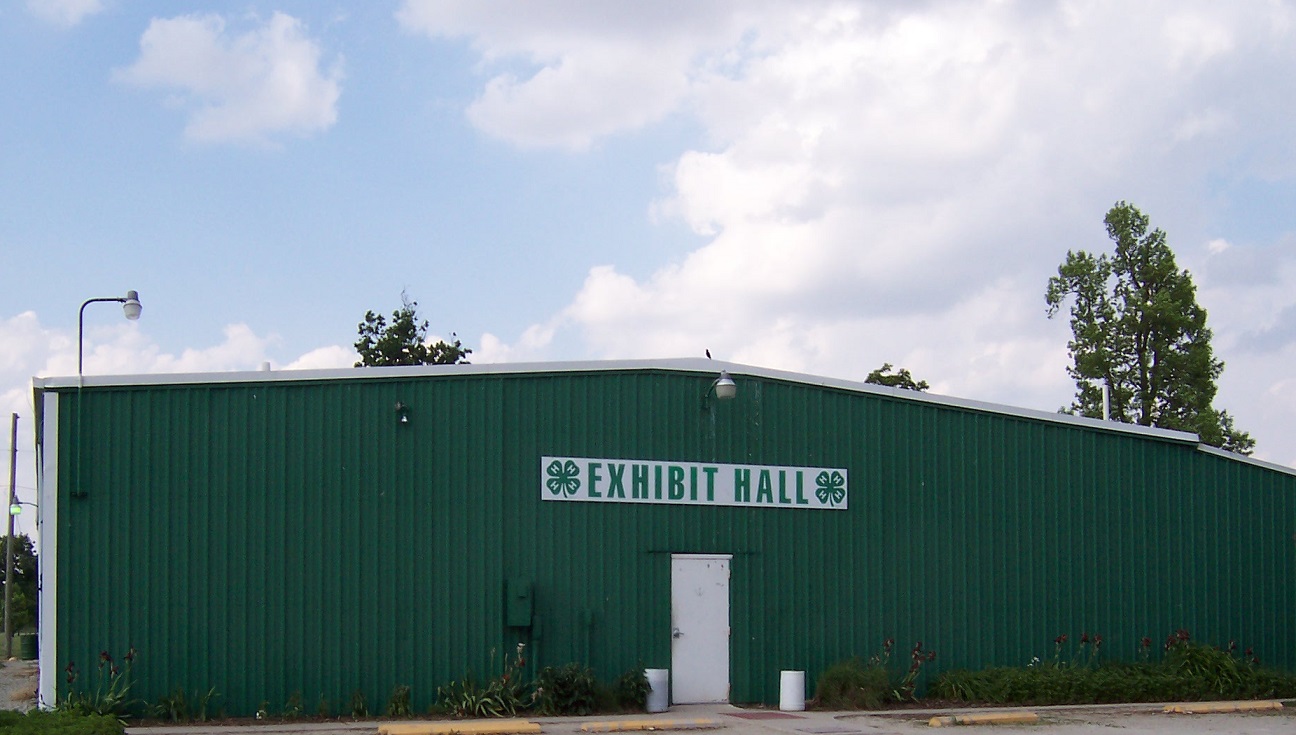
[706,349,712,359]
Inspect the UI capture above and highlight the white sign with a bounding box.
[541,456,848,510]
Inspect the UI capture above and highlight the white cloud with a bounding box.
[397,0,761,150]
[25,0,102,27]
[447,2,1296,467]
[283,345,355,370]
[114,12,342,144]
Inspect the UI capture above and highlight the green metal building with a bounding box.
[32,359,1296,714]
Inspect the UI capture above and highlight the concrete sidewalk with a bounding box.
[126,700,1296,735]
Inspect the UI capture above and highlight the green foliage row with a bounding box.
[0,710,124,735]
[932,639,1296,706]
[57,643,652,721]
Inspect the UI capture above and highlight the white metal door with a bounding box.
[670,554,731,703]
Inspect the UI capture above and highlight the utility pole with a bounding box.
[4,413,16,659]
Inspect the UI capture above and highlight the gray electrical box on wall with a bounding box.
[506,578,533,627]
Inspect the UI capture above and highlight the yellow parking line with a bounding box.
[379,719,542,735]
[929,711,1040,727]
[580,717,720,732]
[1164,700,1283,714]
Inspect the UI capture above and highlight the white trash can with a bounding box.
[779,670,806,711]
[646,668,670,713]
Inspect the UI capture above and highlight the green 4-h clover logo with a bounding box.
[815,470,846,506]
[546,459,581,497]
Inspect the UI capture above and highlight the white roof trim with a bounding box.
[31,356,1207,448]
[1196,444,1296,478]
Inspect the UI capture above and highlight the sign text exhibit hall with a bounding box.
[542,456,848,510]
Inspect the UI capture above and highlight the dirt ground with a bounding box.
[0,658,38,713]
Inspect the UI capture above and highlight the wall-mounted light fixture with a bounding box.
[395,401,411,424]
[701,370,737,409]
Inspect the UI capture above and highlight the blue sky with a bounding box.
[4,1,1296,535]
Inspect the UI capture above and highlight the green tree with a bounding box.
[864,363,930,391]
[1,533,38,632]
[354,293,472,367]
[1045,201,1254,454]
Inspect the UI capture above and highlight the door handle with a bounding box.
[672,627,683,639]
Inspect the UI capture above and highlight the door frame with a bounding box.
[670,553,732,704]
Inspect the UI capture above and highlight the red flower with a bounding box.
[1245,647,1254,657]
[1054,634,1067,645]
[1176,629,1191,642]
[1080,633,1090,644]
[1140,637,1152,648]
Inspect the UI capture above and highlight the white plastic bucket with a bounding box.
[779,670,806,711]
[646,668,670,713]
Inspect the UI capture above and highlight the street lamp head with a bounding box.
[8,503,19,517]
[79,289,145,376]
[701,370,739,409]
[714,371,737,401]
[123,290,142,320]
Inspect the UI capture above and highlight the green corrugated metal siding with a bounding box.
[47,367,1296,714]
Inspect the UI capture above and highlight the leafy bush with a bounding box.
[57,649,139,719]
[535,663,599,716]
[148,686,220,722]
[149,687,189,722]
[814,638,936,709]
[349,689,368,718]
[814,658,890,709]
[609,668,651,712]
[0,710,125,735]
[386,684,413,716]
[283,690,305,718]
[437,644,531,718]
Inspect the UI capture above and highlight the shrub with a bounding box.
[283,690,305,718]
[437,644,531,718]
[535,663,599,716]
[149,687,189,722]
[58,649,139,719]
[609,668,651,712]
[386,684,413,716]
[349,689,368,718]
[814,658,889,709]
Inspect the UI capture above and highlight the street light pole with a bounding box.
[4,412,16,659]
[78,290,142,375]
